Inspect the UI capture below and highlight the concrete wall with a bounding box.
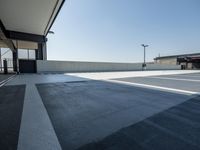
[36,60,181,73]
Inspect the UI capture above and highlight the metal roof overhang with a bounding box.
[0,0,65,50]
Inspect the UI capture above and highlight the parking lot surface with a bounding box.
[113,73,200,93]
[1,70,200,150]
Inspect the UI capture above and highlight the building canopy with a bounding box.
[0,0,65,50]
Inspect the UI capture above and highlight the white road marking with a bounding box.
[17,84,62,150]
[146,76,200,82]
[105,79,198,95]
[0,74,16,87]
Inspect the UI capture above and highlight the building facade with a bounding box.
[154,53,200,69]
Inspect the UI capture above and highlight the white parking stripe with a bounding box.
[105,79,198,95]
[146,76,200,82]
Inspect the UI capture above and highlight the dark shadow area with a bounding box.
[36,80,190,150]
[77,95,200,150]
[0,85,25,150]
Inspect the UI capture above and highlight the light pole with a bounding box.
[141,44,148,70]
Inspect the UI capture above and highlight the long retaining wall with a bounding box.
[36,60,181,73]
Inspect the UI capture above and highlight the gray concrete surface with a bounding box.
[6,74,87,85]
[0,74,13,83]
[37,80,190,150]
[68,70,200,80]
[154,73,200,80]
[6,74,87,150]
[37,60,180,73]
[77,95,200,150]
[1,71,200,150]
[114,74,200,93]
[17,84,62,150]
[0,85,25,150]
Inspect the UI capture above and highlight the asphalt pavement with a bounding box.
[1,71,200,150]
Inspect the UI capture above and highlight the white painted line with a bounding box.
[0,74,16,87]
[146,76,200,82]
[105,79,198,95]
[17,84,62,150]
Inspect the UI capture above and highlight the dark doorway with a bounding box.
[19,59,36,73]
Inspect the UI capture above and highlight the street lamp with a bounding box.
[48,31,55,34]
[141,44,149,70]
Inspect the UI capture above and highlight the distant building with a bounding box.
[154,53,200,69]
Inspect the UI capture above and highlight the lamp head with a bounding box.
[141,44,149,47]
[48,31,55,34]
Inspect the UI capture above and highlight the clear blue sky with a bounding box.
[47,0,200,63]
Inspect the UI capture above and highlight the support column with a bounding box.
[43,42,47,60]
[36,42,47,60]
[13,50,18,72]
